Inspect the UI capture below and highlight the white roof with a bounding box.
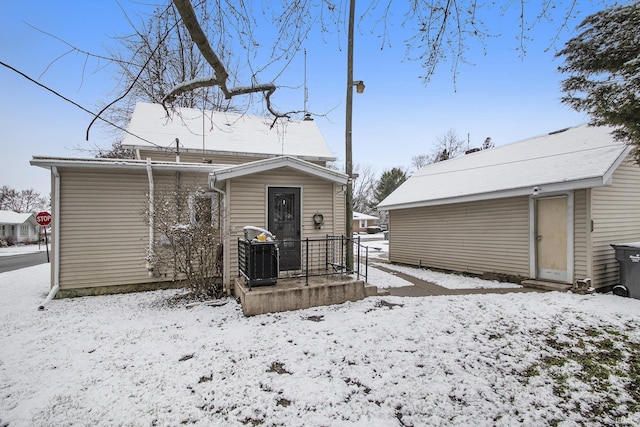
[378,125,631,210]
[353,212,379,221]
[0,210,35,224]
[121,102,336,161]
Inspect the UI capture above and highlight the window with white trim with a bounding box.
[189,191,221,228]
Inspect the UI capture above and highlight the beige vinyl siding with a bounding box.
[590,157,640,287]
[334,184,346,236]
[573,189,589,280]
[49,169,57,288]
[226,168,342,286]
[388,196,530,277]
[57,168,210,291]
[58,168,153,290]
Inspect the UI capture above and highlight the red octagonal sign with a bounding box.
[35,211,52,227]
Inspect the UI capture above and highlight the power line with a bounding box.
[0,60,160,147]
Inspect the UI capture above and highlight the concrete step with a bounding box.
[521,279,572,292]
[364,284,389,297]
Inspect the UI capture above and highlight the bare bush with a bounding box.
[144,180,223,300]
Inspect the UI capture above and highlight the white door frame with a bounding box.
[529,192,574,283]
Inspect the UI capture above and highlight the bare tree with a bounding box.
[11,0,610,138]
[412,128,466,169]
[352,164,377,214]
[482,137,494,150]
[0,186,49,213]
[94,1,244,146]
[411,154,430,171]
[160,0,599,106]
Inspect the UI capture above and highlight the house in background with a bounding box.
[378,125,640,291]
[31,102,370,312]
[353,212,379,233]
[0,211,39,244]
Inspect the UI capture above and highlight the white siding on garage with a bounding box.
[590,157,640,287]
[388,196,530,278]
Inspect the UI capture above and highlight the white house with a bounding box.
[0,211,39,244]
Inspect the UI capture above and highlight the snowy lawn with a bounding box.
[2,264,640,426]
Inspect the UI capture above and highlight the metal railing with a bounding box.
[238,235,368,288]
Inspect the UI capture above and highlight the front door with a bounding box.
[536,196,568,282]
[268,187,301,271]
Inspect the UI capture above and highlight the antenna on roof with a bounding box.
[304,49,308,115]
[303,49,313,121]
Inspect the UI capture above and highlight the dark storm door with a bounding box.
[268,187,301,271]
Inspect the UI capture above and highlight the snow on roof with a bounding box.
[378,125,631,210]
[0,210,35,224]
[31,156,227,173]
[353,212,379,221]
[121,102,336,161]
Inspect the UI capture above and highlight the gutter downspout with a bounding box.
[38,166,60,310]
[209,177,228,294]
[146,159,155,275]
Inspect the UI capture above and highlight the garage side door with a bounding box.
[536,196,568,282]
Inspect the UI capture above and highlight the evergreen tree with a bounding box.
[557,3,640,156]
[373,167,407,206]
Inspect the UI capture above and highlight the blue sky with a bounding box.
[1,1,618,197]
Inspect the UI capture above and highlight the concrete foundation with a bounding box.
[234,275,368,316]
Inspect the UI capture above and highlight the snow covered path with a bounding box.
[2,264,640,426]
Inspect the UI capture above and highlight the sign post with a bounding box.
[35,211,52,263]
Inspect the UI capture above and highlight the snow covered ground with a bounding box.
[2,263,640,426]
[376,263,522,290]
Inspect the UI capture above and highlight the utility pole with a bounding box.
[345,0,356,269]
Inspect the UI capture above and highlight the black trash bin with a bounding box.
[611,242,640,298]
[238,226,278,289]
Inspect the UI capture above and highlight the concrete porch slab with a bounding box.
[234,275,367,316]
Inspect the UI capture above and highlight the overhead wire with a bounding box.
[0,60,162,147]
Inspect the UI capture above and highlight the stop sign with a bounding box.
[35,211,52,227]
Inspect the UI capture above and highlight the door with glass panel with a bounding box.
[268,187,301,271]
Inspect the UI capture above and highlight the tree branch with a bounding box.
[166,0,285,118]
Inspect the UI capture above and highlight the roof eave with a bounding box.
[209,156,348,189]
[378,176,608,211]
[30,156,225,173]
